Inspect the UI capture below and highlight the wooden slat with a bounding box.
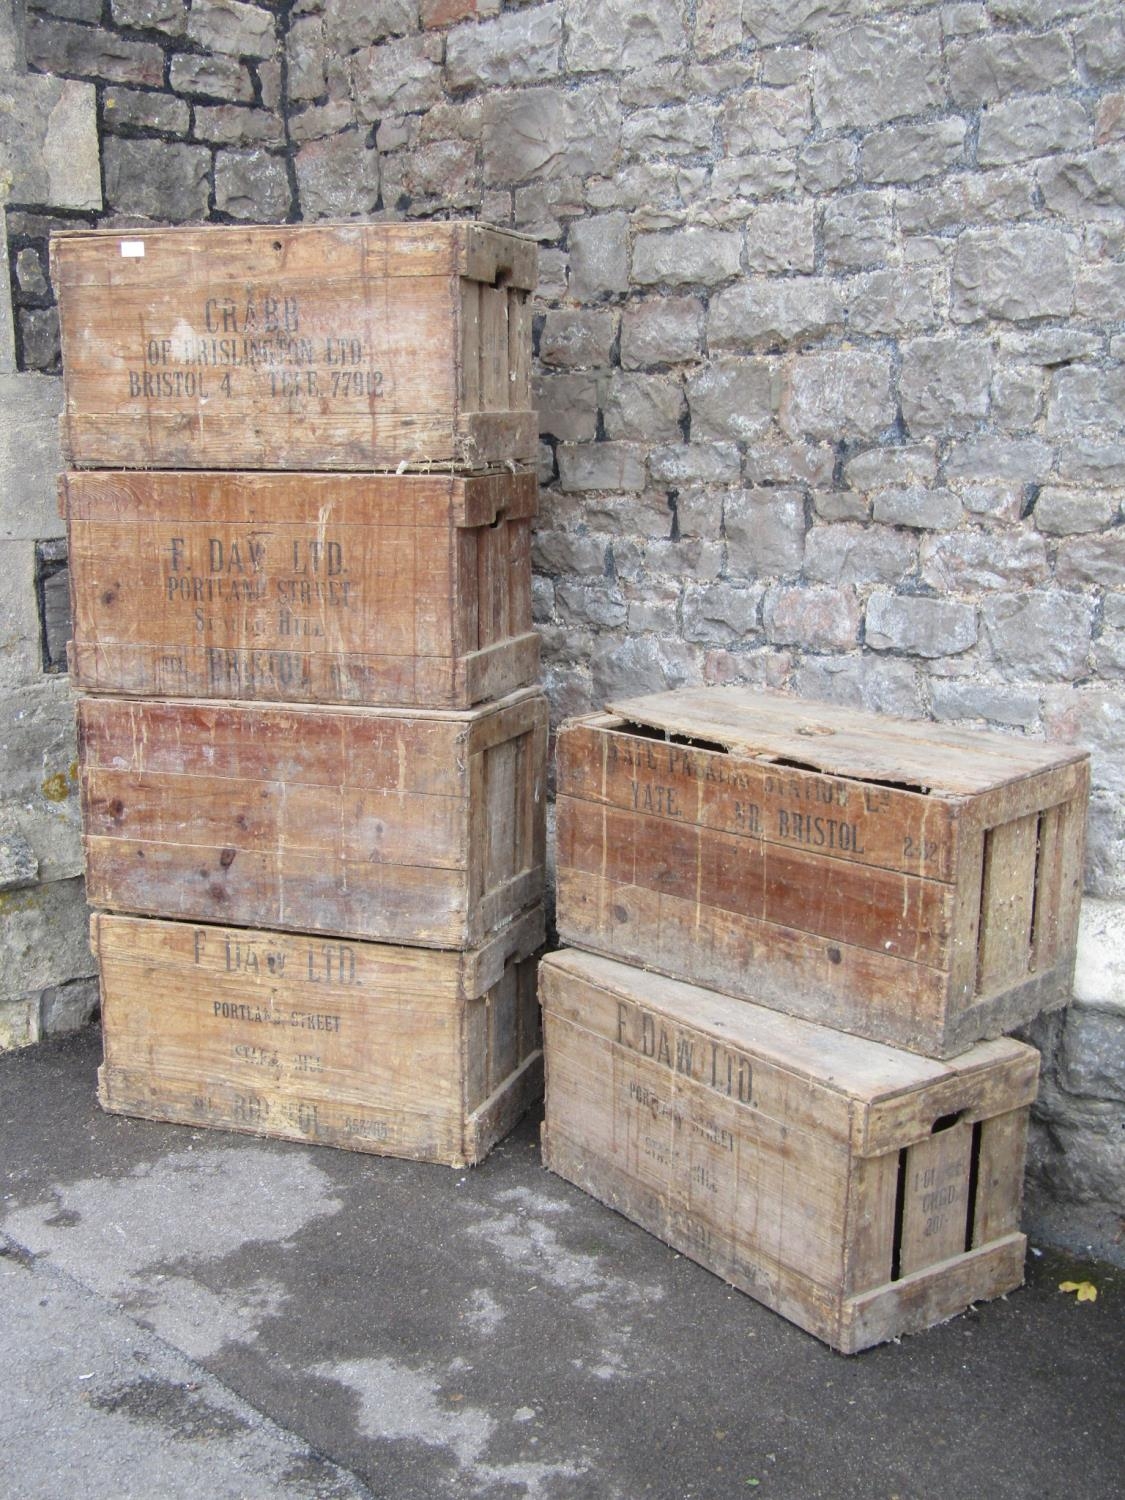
[478,285,509,412]
[976,813,1039,995]
[95,911,543,1166]
[898,1122,974,1278]
[972,1109,1029,1247]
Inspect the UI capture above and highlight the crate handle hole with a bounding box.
[931,1110,964,1134]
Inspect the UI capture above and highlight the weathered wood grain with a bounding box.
[63,468,538,709]
[51,222,537,471]
[540,947,1036,1353]
[79,688,548,947]
[95,907,544,1165]
[555,690,1090,1056]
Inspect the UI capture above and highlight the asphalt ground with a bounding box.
[2,1025,1122,1500]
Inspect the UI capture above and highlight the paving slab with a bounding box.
[2,1027,1123,1500]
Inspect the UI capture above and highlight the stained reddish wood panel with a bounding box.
[51,222,537,471]
[79,688,548,948]
[63,468,537,709]
[95,907,544,1165]
[540,948,1038,1353]
[555,688,1090,1057]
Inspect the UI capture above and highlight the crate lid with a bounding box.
[605,687,1086,797]
[542,948,1037,1108]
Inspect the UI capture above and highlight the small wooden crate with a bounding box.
[95,907,544,1166]
[79,687,547,948]
[541,948,1038,1353]
[51,221,537,471]
[556,688,1089,1058]
[62,468,538,710]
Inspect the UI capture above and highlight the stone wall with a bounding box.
[3,0,1122,1256]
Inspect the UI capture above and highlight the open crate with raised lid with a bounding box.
[555,687,1089,1058]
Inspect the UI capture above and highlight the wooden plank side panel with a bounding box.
[898,1123,975,1279]
[972,1109,1029,1248]
[976,813,1040,996]
[478,285,509,412]
[95,912,542,1165]
[556,720,960,883]
[80,691,545,947]
[53,223,538,470]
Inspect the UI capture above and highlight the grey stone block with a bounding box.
[899,338,992,437]
[482,84,620,183]
[633,229,741,287]
[744,203,815,275]
[324,0,419,53]
[948,29,1075,106]
[1056,533,1125,588]
[865,591,978,658]
[110,0,187,33]
[683,583,765,645]
[169,51,254,101]
[1076,10,1125,84]
[1048,366,1125,436]
[603,373,684,443]
[724,489,806,577]
[18,308,60,374]
[590,631,702,702]
[861,117,967,185]
[1058,438,1125,487]
[531,528,607,577]
[26,17,164,87]
[535,374,600,443]
[791,653,924,718]
[897,165,1039,235]
[103,86,191,135]
[930,680,1042,729]
[872,487,962,530]
[844,444,937,491]
[710,280,843,351]
[0,876,96,1006]
[1076,263,1125,321]
[920,531,1050,592]
[798,137,857,193]
[648,443,740,487]
[710,153,799,206]
[944,435,1053,484]
[214,149,291,221]
[0,829,38,893]
[1035,487,1118,535]
[566,0,686,73]
[979,95,1090,167]
[783,350,895,441]
[186,0,276,59]
[194,106,286,147]
[813,491,869,523]
[743,441,835,488]
[1062,1009,1125,1103]
[952,226,1077,322]
[539,311,616,370]
[687,358,778,443]
[0,374,64,542]
[722,86,811,155]
[983,592,1095,681]
[446,5,561,90]
[351,32,443,118]
[557,443,646,493]
[822,191,895,271]
[555,581,627,630]
[846,270,940,337]
[37,975,99,1038]
[295,131,380,219]
[763,583,861,651]
[813,17,945,131]
[287,16,326,103]
[1,74,101,212]
[620,297,703,368]
[568,214,629,299]
[624,104,715,158]
[805,525,918,586]
[103,137,211,220]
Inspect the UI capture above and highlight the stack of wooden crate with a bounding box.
[53,221,548,1168]
[546,688,1090,1350]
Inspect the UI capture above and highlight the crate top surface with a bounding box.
[50,220,538,292]
[591,687,1086,797]
[542,948,1036,1106]
[80,683,545,725]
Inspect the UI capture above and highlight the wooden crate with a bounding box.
[51,221,537,472]
[556,688,1089,1058]
[62,468,538,710]
[95,907,544,1165]
[79,687,547,948]
[541,948,1038,1353]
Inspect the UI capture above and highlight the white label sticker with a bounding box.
[120,240,145,258]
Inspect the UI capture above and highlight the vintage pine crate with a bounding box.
[541,947,1039,1354]
[62,468,538,710]
[95,907,544,1166]
[556,688,1089,1058]
[79,687,547,948]
[51,221,537,471]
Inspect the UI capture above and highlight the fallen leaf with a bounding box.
[1059,1280,1098,1302]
